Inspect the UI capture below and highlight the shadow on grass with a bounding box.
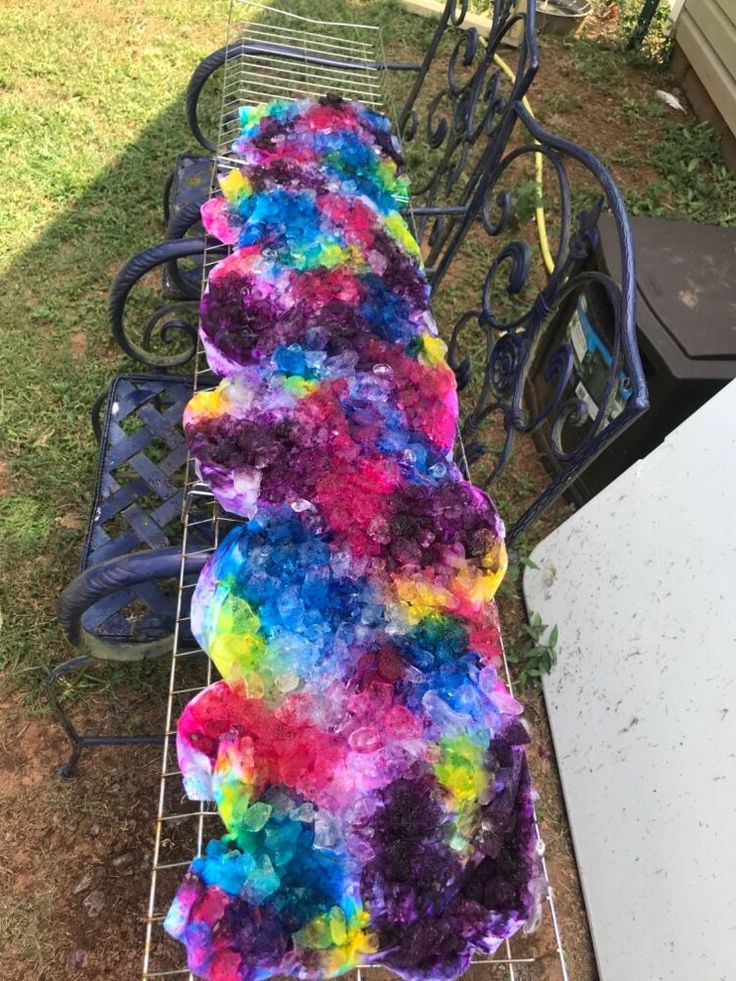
[0,0,437,692]
[0,93,204,689]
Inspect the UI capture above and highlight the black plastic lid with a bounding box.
[597,214,736,379]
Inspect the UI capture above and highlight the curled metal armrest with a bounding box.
[108,237,224,367]
[165,199,207,241]
[185,45,230,152]
[58,548,208,662]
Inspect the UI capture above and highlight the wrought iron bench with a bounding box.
[49,374,213,776]
[108,0,648,535]
[52,0,648,783]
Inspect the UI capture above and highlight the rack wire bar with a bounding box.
[143,3,570,979]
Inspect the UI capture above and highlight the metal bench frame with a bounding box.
[54,0,648,778]
[110,0,648,540]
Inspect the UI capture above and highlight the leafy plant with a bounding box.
[589,0,674,65]
[626,121,736,226]
[498,541,538,599]
[507,612,559,690]
[621,95,667,122]
[620,0,674,64]
[512,178,544,228]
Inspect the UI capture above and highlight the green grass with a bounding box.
[0,0,433,695]
[0,0,227,686]
[626,121,736,225]
[0,889,58,975]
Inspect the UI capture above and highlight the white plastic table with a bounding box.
[523,381,736,981]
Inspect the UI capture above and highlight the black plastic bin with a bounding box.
[529,213,736,502]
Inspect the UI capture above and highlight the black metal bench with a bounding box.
[51,0,649,775]
[49,375,211,775]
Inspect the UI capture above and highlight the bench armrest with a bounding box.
[58,548,208,662]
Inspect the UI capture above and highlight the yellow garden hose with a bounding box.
[491,52,556,275]
[395,0,554,273]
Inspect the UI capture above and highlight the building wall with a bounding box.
[674,0,736,136]
[673,0,736,171]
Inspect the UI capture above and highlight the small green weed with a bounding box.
[507,612,559,689]
[498,542,538,601]
[626,121,736,226]
[608,149,640,168]
[621,95,667,122]
[512,178,545,228]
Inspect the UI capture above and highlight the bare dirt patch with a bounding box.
[0,688,161,980]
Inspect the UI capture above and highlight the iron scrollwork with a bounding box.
[442,103,648,543]
[111,0,648,542]
[108,238,226,369]
[393,0,648,539]
[397,0,540,284]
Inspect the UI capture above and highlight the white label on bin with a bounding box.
[576,381,598,420]
[570,313,587,362]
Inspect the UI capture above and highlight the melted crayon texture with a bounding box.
[166,97,544,981]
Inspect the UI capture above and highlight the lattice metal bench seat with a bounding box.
[163,152,212,230]
[49,373,213,777]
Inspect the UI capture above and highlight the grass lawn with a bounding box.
[0,1,226,687]
[0,1,734,978]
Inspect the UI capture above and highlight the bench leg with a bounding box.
[45,655,164,779]
[46,655,92,778]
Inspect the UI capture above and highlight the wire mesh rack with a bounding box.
[142,2,571,978]
[216,0,388,153]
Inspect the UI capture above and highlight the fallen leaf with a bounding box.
[83,889,106,917]
[656,89,685,112]
[32,429,54,448]
[65,949,89,973]
[73,871,94,895]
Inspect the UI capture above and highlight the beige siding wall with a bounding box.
[675,0,736,138]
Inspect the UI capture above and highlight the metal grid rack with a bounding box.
[143,3,570,978]
[216,0,388,153]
